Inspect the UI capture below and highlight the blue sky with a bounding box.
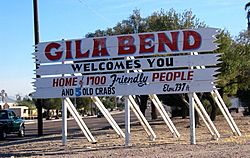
[0,0,248,97]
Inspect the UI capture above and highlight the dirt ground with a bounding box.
[1,113,250,158]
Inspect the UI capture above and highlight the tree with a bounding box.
[41,98,61,119]
[234,31,250,113]
[216,30,250,95]
[16,95,36,118]
[215,31,237,95]
[85,9,219,122]
[234,31,250,92]
[245,2,250,30]
[213,28,250,115]
[146,9,205,32]
[75,97,92,115]
[0,90,7,103]
[16,95,36,110]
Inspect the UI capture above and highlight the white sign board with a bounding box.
[34,68,218,89]
[34,28,218,64]
[33,81,216,98]
[33,28,220,99]
[36,54,220,76]
[33,68,218,98]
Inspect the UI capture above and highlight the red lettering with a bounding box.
[187,71,194,80]
[158,32,179,52]
[152,73,159,82]
[166,72,173,81]
[75,40,89,58]
[183,31,201,50]
[152,70,194,82]
[173,72,181,80]
[52,77,77,87]
[139,34,155,54]
[45,42,62,61]
[159,72,165,81]
[118,35,136,55]
[65,41,72,59]
[73,77,77,86]
[65,78,72,86]
[52,78,59,87]
[180,71,186,80]
[92,38,109,57]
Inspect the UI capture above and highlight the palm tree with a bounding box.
[245,2,250,10]
[0,90,7,103]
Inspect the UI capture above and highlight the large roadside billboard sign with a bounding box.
[33,28,219,98]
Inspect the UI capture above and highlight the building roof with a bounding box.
[9,106,28,109]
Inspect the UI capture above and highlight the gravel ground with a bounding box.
[1,113,250,158]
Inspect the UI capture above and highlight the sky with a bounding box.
[0,0,249,98]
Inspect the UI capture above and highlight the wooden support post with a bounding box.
[189,93,196,145]
[65,98,96,143]
[152,94,180,138]
[193,93,220,139]
[192,52,241,137]
[129,96,156,141]
[92,96,125,138]
[125,96,130,146]
[149,94,180,138]
[62,98,67,145]
[127,56,180,138]
[211,91,237,135]
[214,90,241,136]
[194,102,215,138]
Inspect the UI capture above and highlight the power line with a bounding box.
[77,0,113,26]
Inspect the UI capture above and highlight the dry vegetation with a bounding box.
[1,113,250,158]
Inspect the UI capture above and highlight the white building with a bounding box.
[0,97,30,118]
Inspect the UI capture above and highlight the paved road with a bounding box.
[0,111,148,144]
[27,112,128,136]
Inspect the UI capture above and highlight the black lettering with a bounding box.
[71,64,82,72]
[157,58,164,67]
[111,87,115,94]
[83,63,91,71]
[91,63,98,71]
[134,59,141,68]
[114,61,125,70]
[99,62,105,70]
[62,88,74,96]
[95,87,116,95]
[166,57,174,66]
[106,61,114,70]
[62,89,66,96]
[82,88,93,95]
[147,58,155,67]
[126,60,133,69]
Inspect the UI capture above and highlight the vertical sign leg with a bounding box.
[189,93,196,145]
[62,98,67,145]
[125,96,130,146]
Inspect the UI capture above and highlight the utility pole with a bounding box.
[33,0,43,136]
